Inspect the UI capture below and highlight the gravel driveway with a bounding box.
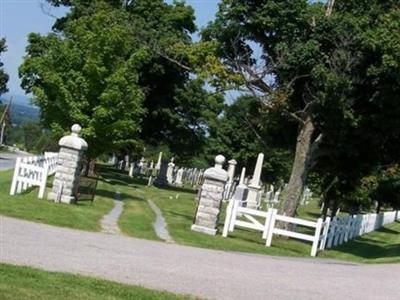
[0,151,30,171]
[1,216,399,300]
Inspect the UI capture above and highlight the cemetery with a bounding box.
[1,124,399,262]
[1,0,400,299]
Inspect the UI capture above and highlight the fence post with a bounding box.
[265,209,277,247]
[319,217,331,250]
[222,199,234,238]
[38,162,49,199]
[10,157,21,196]
[262,209,273,240]
[311,218,323,257]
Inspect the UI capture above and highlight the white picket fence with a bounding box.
[10,152,58,199]
[223,187,400,256]
[326,210,400,248]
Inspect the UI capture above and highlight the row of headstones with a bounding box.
[192,153,314,235]
[109,152,205,189]
[223,155,313,209]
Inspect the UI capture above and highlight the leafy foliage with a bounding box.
[21,0,223,159]
[207,95,295,183]
[0,38,9,96]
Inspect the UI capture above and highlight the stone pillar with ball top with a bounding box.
[191,155,228,235]
[48,124,88,204]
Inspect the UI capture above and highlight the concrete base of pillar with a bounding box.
[48,192,76,204]
[191,224,217,236]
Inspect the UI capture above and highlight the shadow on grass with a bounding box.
[377,226,399,235]
[328,223,400,259]
[168,211,195,222]
[95,188,144,202]
[332,240,400,259]
[98,164,197,195]
[159,185,197,194]
[97,166,148,187]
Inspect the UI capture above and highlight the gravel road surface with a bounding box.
[1,216,399,300]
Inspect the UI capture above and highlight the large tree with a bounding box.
[186,0,400,218]
[20,2,146,158]
[21,0,223,159]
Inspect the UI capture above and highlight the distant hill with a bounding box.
[0,94,40,125]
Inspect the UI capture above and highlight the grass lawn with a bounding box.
[0,169,114,231]
[98,166,322,258]
[98,166,400,263]
[98,166,160,240]
[0,263,194,300]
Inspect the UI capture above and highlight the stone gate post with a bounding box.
[48,124,88,204]
[191,155,228,235]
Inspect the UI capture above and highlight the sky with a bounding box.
[0,0,221,97]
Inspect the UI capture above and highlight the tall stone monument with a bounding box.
[246,153,264,209]
[224,159,237,200]
[48,124,88,204]
[155,152,162,170]
[191,155,228,235]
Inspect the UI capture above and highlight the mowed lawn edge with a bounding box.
[0,169,114,231]
[99,167,400,264]
[0,263,196,300]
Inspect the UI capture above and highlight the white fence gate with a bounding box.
[223,192,399,257]
[223,188,330,257]
[10,152,58,199]
[266,209,330,257]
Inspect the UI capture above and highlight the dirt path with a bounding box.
[100,192,123,235]
[147,199,174,243]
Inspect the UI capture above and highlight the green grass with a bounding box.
[0,264,194,300]
[98,166,317,258]
[0,169,114,231]
[98,166,160,240]
[98,166,400,263]
[3,164,399,264]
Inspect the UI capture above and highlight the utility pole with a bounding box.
[0,97,12,146]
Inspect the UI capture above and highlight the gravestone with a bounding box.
[154,159,169,187]
[191,155,228,235]
[175,168,184,187]
[48,124,88,204]
[155,152,162,170]
[247,153,264,209]
[166,158,175,184]
[224,159,237,200]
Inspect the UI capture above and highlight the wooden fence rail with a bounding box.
[223,190,400,257]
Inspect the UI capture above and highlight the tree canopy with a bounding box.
[20,0,223,159]
[194,0,400,216]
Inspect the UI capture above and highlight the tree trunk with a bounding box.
[279,115,316,220]
[376,199,382,214]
